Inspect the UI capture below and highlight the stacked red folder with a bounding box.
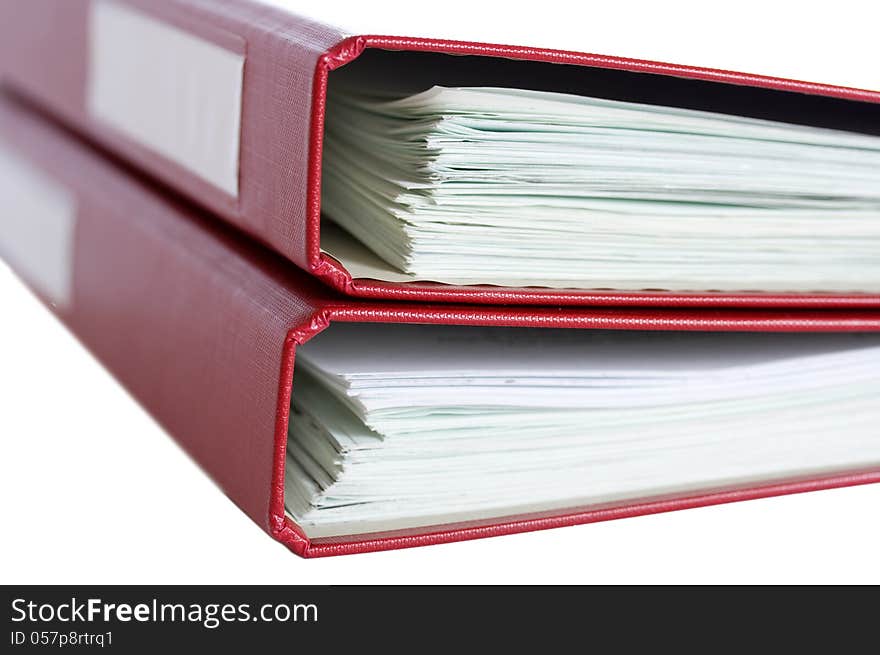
[4,0,880,306]
[1,0,879,556]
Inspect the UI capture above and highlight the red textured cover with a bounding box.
[2,0,879,308]
[3,95,880,557]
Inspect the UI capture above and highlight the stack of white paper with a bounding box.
[285,325,880,537]
[321,84,880,291]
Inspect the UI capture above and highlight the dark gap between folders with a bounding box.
[333,49,880,135]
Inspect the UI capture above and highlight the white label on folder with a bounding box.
[0,145,77,309]
[87,0,245,197]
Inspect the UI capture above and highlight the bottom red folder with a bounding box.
[2,93,880,557]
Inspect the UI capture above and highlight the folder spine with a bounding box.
[0,94,325,532]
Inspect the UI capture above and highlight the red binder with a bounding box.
[3,94,880,556]
[3,0,879,308]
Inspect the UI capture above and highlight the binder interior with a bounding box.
[319,50,880,294]
[284,323,880,539]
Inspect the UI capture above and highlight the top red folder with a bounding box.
[3,0,879,307]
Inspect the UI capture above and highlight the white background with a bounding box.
[260,0,880,93]
[2,0,880,584]
[2,265,879,584]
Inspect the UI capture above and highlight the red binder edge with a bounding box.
[307,35,880,309]
[286,470,880,558]
[269,306,880,558]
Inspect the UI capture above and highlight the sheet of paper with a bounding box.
[299,323,880,379]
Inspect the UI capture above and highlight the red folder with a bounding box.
[3,0,879,308]
[3,94,880,556]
